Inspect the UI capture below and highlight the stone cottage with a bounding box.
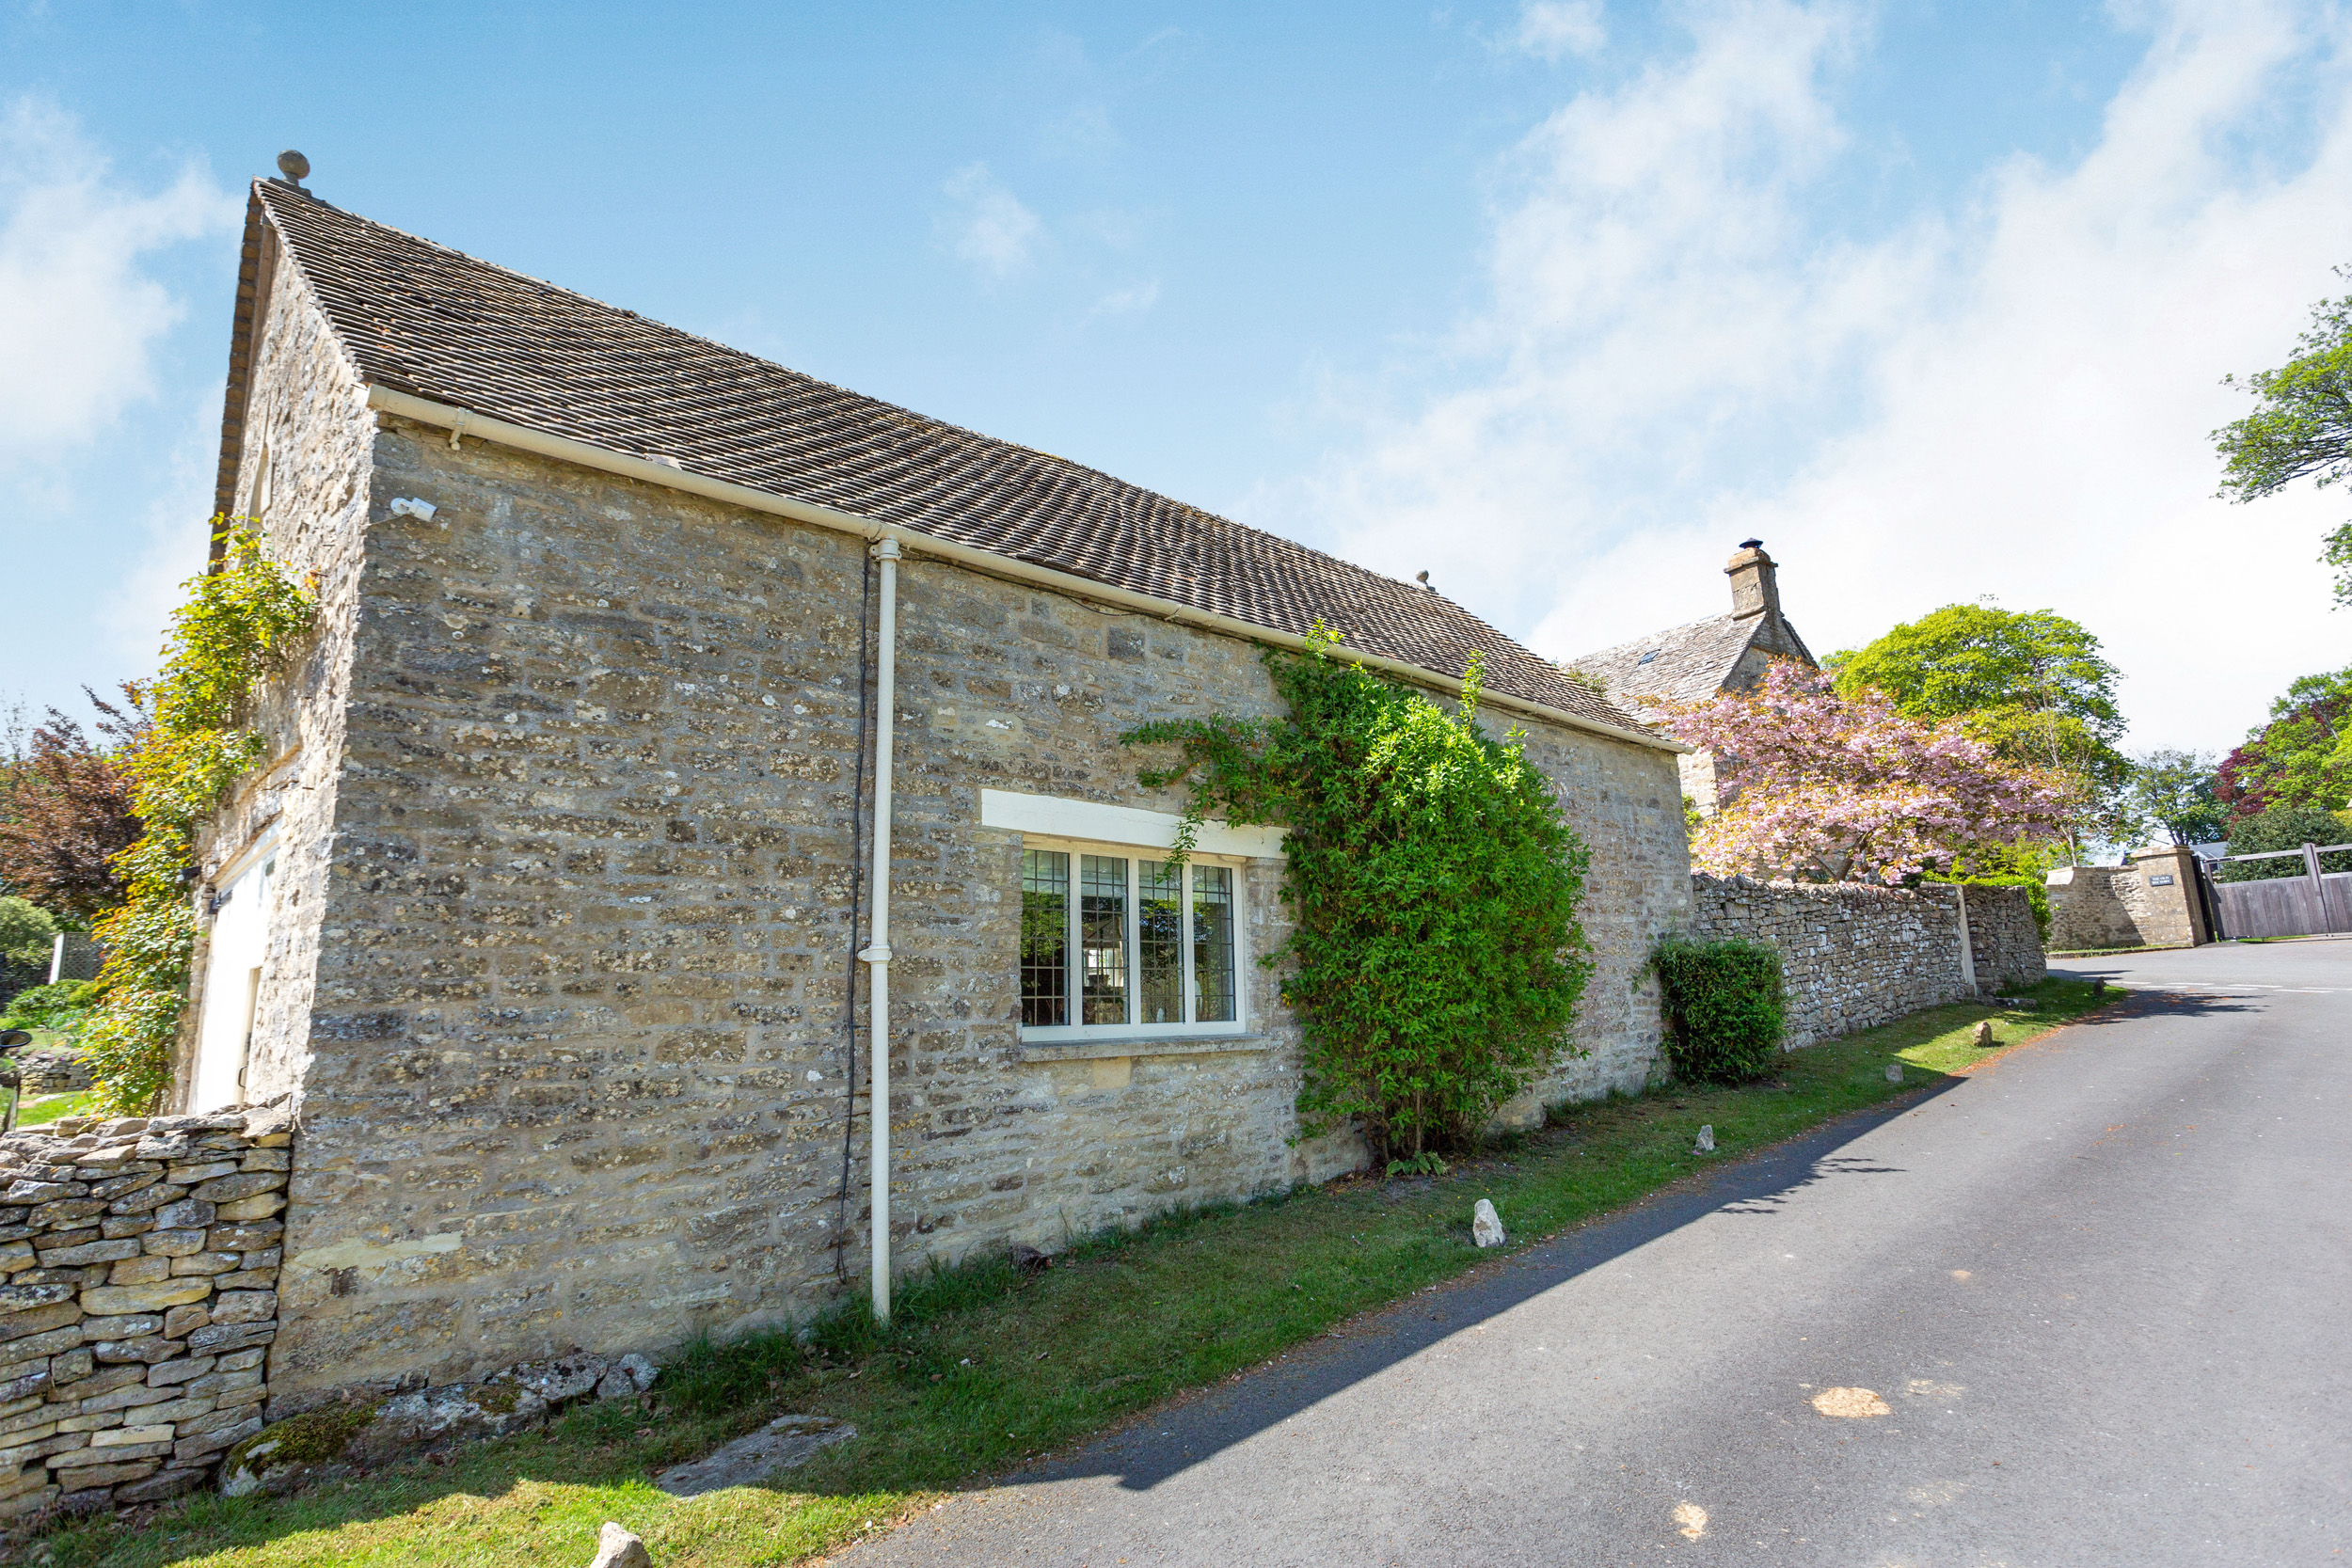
[187,176,1694,1405]
[1567,540,1818,813]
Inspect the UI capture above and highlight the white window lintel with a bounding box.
[980,788,1283,859]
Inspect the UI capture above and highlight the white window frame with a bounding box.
[1016,834,1250,1044]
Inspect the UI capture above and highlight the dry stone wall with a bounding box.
[0,1108,287,1519]
[1963,885,2047,991]
[1686,876,2042,1049]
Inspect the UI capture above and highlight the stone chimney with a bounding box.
[1725,538,1780,621]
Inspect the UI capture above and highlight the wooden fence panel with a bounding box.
[2214,873,2352,939]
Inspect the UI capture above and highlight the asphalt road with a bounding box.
[847,939,2350,1567]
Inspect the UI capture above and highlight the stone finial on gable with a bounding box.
[1726,538,1780,621]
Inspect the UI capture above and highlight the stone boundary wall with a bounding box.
[1964,885,2047,991]
[2047,847,2208,951]
[1686,876,2042,1050]
[0,1108,287,1519]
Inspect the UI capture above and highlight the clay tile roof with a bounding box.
[1565,613,1766,717]
[236,181,1645,735]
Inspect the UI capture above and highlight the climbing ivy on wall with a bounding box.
[1123,627,1593,1164]
[82,523,316,1113]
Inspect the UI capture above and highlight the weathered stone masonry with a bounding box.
[1685,875,2043,1050]
[2046,847,2210,951]
[0,1110,288,1519]
[213,415,1692,1410]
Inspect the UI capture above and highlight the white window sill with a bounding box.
[1017,1033,1270,1064]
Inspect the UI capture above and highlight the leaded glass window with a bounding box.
[1138,860,1184,1024]
[1080,855,1130,1025]
[1192,863,1236,1023]
[1017,845,1248,1037]
[1019,850,1068,1026]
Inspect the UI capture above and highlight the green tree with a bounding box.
[2212,267,2352,607]
[0,689,144,923]
[2121,749,2230,847]
[0,896,57,974]
[2218,805,2352,881]
[2217,666,2352,818]
[1830,604,2129,857]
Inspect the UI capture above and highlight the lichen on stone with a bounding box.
[224,1399,381,1474]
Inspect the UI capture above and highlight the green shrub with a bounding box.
[0,981,89,1033]
[1652,939,1786,1084]
[2219,805,2352,881]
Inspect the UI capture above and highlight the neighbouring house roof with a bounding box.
[218,180,1646,736]
[1567,610,1817,719]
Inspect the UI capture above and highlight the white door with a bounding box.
[191,843,275,1112]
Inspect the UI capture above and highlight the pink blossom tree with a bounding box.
[1664,660,2073,884]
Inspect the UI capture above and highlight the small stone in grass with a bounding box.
[1471,1199,1506,1247]
[1885,1063,1904,1084]
[1692,1125,1715,1155]
[1973,1020,1995,1048]
[588,1521,651,1568]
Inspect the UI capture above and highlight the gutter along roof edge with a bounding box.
[366,385,1687,756]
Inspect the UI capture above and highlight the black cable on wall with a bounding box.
[834,550,874,1283]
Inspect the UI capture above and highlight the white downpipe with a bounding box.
[859,539,901,1323]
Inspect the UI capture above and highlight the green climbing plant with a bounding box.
[82,522,316,1113]
[1123,626,1593,1163]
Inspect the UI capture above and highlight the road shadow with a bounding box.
[2043,988,2259,1024]
[1003,1085,1963,1495]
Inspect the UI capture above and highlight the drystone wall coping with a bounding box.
[0,1106,288,1521]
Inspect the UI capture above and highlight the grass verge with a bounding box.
[31,977,2112,1567]
[16,1089,97,1130]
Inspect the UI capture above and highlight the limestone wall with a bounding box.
[1689,875,2001,1049]
[0,1109,287,1519]
[1964,885,2047,991]
[2046,847,2209,951]
[249,422,1691,1405]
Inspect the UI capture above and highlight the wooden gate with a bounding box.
[2209,842,2352,939]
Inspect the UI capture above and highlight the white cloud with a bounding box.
[1271,0,2352,754]
[0,98,239,464]
[1511,0,1608,61]
[1089,278,1161,319]
[1041,102,1120,160]
[942,162,1043,279]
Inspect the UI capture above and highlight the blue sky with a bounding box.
[2,0,2346,759]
